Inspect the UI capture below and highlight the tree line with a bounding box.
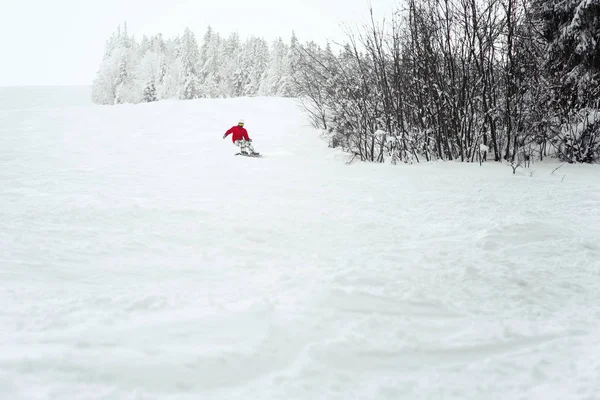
[92,24,299,105]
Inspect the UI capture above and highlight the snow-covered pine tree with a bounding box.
[534,0,600,108]
[92,33,119,104]
[221,32,242,97]
[199,26,224,98]
[532,0,600,162]
[133,34,165,103]
[278,31,301,97]
[138,35,151,58]
[142,80,158,102]
[114,55,128,104]
[243,37,270,96]
[157,46,168,88]
[159,36,182,100]
[113,22,138,104]
[178,28,202,99]
[151,34,168,95]
[92,24,127,104]
[260,37,288,96]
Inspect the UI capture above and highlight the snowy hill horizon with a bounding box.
[2,89,600,398]
[0,85,92,111]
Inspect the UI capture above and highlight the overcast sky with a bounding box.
[0,0,396,86]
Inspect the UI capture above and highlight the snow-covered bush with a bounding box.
[291,0,600,164]
[556,109,600,163]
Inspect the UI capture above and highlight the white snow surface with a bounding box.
[0,86,92,111]
[1,97,600,400]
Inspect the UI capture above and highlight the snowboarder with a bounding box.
[223,119,259,156]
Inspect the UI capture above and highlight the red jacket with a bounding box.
[224,126,250,142]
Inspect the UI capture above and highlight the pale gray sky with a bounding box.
[0,0,396,86]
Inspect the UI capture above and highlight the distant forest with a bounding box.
[92,24,298,104]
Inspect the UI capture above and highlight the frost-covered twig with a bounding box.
[551,163,565,175]
[346,152,360,165]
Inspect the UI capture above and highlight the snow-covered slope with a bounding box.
[1,97,600,400]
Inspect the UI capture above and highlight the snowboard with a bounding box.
[235,152,263,158]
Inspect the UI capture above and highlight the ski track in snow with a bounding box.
[1,97,600,399]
